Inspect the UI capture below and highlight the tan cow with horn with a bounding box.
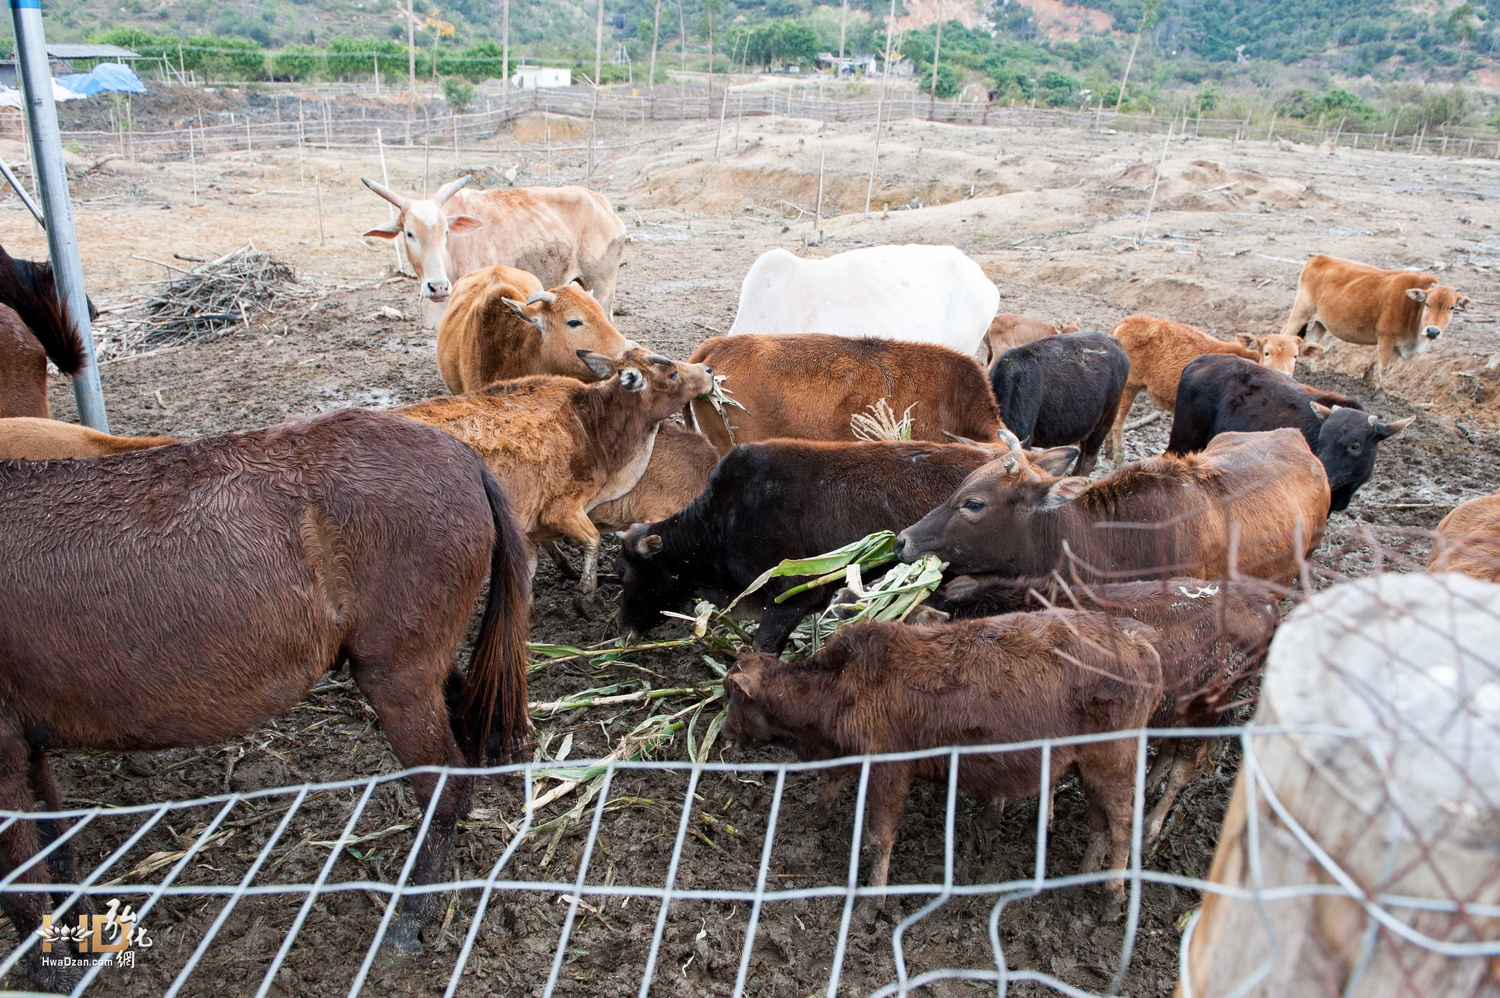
[361,176,628,329]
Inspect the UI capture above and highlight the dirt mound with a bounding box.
[1116,157,1314,212]
[1315,340,1500,429]
[512,113,591,142]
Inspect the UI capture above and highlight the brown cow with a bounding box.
[362,176,627,329]
[0,409,530,989]
[589,421,718,532]
[1106,315,1321,461]
[1428,488,1500,583]
[436,264,633,393]
[926,574,1278,842]
[981,312,1080,367]
[398,349,713,591]
[1279,254,1470,387]
[0,417,177,460]
[896,427,1329,585]
[687,334,1002,454]
[724,612,1163,912]
[0,246,86,419]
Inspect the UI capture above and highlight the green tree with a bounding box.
[272,44,321,80]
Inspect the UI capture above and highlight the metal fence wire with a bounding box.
[1,528,1498,997]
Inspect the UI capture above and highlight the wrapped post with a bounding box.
[1181,573,1500,996]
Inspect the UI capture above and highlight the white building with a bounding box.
[512,65,571,89]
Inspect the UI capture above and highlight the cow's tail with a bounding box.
[0,245,83,376]
[459,453,533,765]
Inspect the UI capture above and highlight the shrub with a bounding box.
[188,35,266,79]
[442,77,475,110]
[327,36,407,79]
[272,45,322,80]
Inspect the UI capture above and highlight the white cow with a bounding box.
[362,175,627,330]
[726,245,1000,358]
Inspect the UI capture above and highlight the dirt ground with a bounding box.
[2,105,1498,995]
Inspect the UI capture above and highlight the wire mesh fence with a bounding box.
[2,524,1496,997]
[4,85,1498,165]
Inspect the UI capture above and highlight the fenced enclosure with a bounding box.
[2,522,1497,997]
[6,85,1500,165]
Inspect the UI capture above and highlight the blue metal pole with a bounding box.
[8,0,109,430]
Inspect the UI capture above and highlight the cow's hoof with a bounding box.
[27,953,82,994]
[377,918,424,965]
[1099,891,1126,925]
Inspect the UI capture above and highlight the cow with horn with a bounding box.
[360,176,628,330]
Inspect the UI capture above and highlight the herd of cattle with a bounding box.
[1,174,1498,987]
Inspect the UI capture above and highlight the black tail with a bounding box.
[459,453,533,765]
[0,245,84,375]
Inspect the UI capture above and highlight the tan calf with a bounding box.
[1428,488,1500,583]
[589,421,718,531]
[981,313,1080,366]
[436,264,632,393]
[1280,254,1470,387]
[398,349,713,591]
[1106,315,1319,461]
[0,417,177,459]
[687,333,1001,454]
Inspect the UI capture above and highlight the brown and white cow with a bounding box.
[981,312,1080,367]
[725,611,1163,912]
[896,427,1329,585]
[436,264,633,393]
[0,417,177,460]
[1106,314,1321,460]
[1279,254,1470,386]
[361,176,627,329]
[686,334,1002,454]
[1428,487,1500,583]
[398,348,713,591]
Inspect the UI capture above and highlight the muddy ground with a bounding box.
[2,103,1498,996]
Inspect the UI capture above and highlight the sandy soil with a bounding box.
[1,107,1497,995]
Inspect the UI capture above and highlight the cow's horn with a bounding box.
[434,174,472,205]
[643,353,673,365]
[525,291,557,306]
[361,177,409,210]
[997,427,1022,452]
[1367,413,1378,427]
[1003,456,1020,475]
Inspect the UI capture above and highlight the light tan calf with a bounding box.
[398,349,712,591]
[1106,315,1319,460]
[436,264,633,393]
[1280,254,1469,387]
[0,417,177,460]
[590,422,719,531]
[1428,488,1500,583]
[981,313,1080,367]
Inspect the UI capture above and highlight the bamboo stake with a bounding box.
[314,173,326,247]
[377,128,403,273]
[1137,115,1175,247]
[189,127,198,207]
[865,0,898,215]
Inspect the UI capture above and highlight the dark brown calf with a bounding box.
[927,574,1278,840]
[725,612,1162,910]
[686,333,1002,453]
[589,421,719,531]
[0,409,530,989]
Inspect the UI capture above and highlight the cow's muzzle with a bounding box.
[1424,326,1442,339]
[422,280,452,302]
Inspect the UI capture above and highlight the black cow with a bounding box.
[989,331,1128,476]
[617,438,1078,654]
[1165,354,1411,512]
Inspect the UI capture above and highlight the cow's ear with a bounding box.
[1031,446,1079,475]
[1406,287,1428,302]
[1454,296,1472,311]
[619,368,645,392]
[637,533,663,557]
[1376,415,1415,440]
[1310,402,1333,420]
[362,219,402,239]
[502,297,545,330]
[1299,341,1326,359]
[1038,476,1090,509]
[577,350,615,379]
[1235,333,1260,349]
[724,668,759,701]
[446,214,485,234]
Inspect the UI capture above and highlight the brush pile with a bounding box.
[101,243,314,357]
